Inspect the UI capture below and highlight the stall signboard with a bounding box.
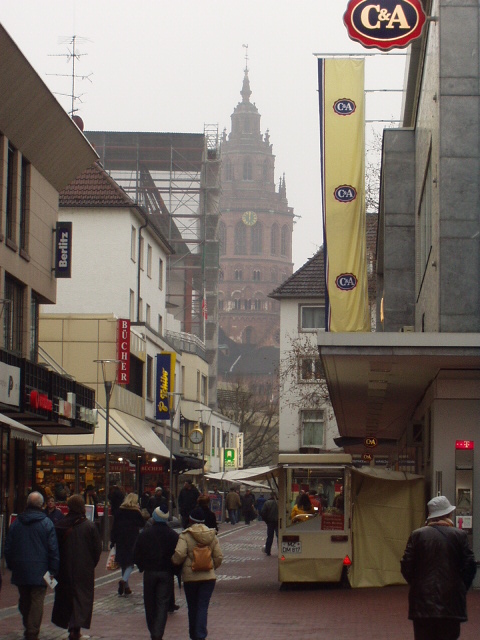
[344,0,426,51]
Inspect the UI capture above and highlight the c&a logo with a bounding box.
[334,185,357,203]
[336,273,358,291]
[333,98,356,116]
[343,0,426,51]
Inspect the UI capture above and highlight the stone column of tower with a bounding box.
[218,67,294,349]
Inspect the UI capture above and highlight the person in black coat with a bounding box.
[178,480,200,529]
[401,496,477,640]
[110,493,145,596]
[197,494,218,531]
[51,495,102,640]
[134,505,180,640]
[108,485,125,519]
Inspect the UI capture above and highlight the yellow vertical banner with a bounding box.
[318,58,370,332]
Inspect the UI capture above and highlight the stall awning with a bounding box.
[174,453,204,472]
[40,409,170,460]
[0,413,42,444]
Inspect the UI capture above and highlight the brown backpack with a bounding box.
[191,543,213,572]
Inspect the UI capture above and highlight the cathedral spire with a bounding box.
[241,44,252,103]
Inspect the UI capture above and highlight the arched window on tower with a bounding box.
[244,326,254,344]
[271,223,279,255]
[281,225,289,256]
[234,222,246,254]
[225,159,233,181]
[243,158,253,181]
[253,270,261,281]
[218,221,227,256]
[251,223,263,255]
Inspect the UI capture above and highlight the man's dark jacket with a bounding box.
[134,522,179,573]
[401,523,476,621]
[5,508,59,586]
[178,485,200,518]
[261,498,278,524]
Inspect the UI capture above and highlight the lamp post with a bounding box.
[167,392,182,520]
[94,359,120,552]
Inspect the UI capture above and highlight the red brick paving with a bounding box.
[2,521,479,640]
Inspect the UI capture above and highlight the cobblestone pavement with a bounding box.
[2,521,480,640]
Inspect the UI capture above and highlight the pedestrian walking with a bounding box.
[134,505,180,640]
[4,491,59,640]
[225,486,241,525]
[51,494,102,640]
[241,489,256,525]
[197,494,218,531]
[172,507,223,640]
[256,493,266,520]
[45,496,65,525]
[108,484,125,520]
[261,493,278,556]
[401,495,477,640]
[147,486,168,516]
[178,480,200,529]
[110,492,145,596]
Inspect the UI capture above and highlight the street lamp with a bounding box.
[94,358,120,552]
[167,392,182,520]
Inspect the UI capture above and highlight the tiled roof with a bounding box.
[59,162,134,208]
[269,248,325,299]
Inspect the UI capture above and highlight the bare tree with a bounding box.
[217,377,279,467]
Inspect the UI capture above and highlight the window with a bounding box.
[251,223,262,254]
[30,292,39,362]
[131,226,137,262]
[219,222,226,255]
[243,158,252,180]
[253,270,261,281]
[244,299,251,310]
[419,159,432,285]
[129,290,135,321]
[301,410,324,447]
[146,304,151,326]
[254,298,262,311]
[281,225,289,256]
[244,326,254,344]
[158,315,163,335]
[300,305,325,331]
[218,299,224,310]
[201,375,207,405]
[19,157,29,253]
[234,269,243,281]
[146,355,153,400]
[271,224,278,255]
[125,353,143,398]
[233,298,241,310]
[139,236,144,271]
[234,222,246,255]
[271,268,277,283]
[158,258,164,290]
[299,358,324,382]
[212,425,216,455]
[4,275,24,354]
[196,371,201,402]
[147,244,152,277]
[6,143,16,243]
[225,159,233,181]
[138,297,143,322]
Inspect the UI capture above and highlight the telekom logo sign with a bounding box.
[117,319,130,385]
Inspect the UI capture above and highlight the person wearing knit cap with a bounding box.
[172,505,223,640]
[134,504,179,640]
[51,495,102,640]
[401,496,477,640]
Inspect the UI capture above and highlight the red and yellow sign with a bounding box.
[344,0,426,51]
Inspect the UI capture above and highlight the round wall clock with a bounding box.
[242,210,258,226]
[189,428,204,444]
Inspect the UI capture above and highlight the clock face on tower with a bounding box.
[242,210,257,226]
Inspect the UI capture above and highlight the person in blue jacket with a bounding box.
[5,491,59,640]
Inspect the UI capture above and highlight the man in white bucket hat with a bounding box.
[401,496,477,640]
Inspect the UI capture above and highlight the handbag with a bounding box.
[106,545,120,571]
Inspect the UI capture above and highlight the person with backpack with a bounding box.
[172,507,223,640]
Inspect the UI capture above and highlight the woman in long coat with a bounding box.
[52,494,102,640]
[110,492,145,596]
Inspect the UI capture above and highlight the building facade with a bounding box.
[218,67,294,348]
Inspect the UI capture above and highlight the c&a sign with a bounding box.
[344,0,426,50]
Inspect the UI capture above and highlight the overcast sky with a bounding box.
[2,1,406,270]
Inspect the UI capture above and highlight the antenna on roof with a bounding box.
[47,35,93,118]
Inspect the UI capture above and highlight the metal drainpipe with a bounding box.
[137,216,148,322]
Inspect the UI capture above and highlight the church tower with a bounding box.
[218,63,294,348]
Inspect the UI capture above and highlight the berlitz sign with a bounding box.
[344,0,426,50]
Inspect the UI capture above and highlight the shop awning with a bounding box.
[174,453,204,473]
[40,409,170,459]
[0,413,42,444]
[180,400,210,423]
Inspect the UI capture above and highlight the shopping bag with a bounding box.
[106,545,120,571]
